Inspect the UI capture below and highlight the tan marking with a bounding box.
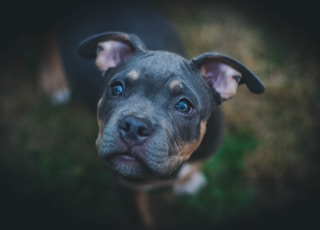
[127,70,140,81]
[169,79,183,91]
[179,121,207,162]
[96,98,104,147]
[96,119,104,148]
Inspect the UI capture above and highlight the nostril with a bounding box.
[120,120,131,132]
[119,115,153,145]
[137,125,151,137]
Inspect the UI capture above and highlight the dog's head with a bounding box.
[78,32,264,185]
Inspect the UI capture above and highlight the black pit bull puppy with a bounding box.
[76,32,264,227]
[77,31,264,191]
[41,1,264,229]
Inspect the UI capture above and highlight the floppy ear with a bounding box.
[77,32,146,74]
[191,52,265,102]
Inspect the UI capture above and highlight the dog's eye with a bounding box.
[111,82,123,96]
[175,99,193,114]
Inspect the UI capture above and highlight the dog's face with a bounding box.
[96,51,214,179]
[78,32,264,183]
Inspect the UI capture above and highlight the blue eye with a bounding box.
[111,82,123,96]
[175,99,193,114]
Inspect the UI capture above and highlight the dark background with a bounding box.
[1,0,320,53]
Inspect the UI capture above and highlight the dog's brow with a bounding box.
[169,80,183,92]
[127,69,140,81]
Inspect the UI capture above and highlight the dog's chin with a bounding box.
[105,153,151,178]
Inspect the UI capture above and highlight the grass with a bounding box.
[1,1,320,229]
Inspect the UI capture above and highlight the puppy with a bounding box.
[40,2,264,228]
[77,31,264,191]
[77,31,264,227]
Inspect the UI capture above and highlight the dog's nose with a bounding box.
[119,115,153,145]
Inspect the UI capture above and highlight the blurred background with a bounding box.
[1,0,320,229]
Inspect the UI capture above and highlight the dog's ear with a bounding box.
[191,52,265,102]
[77,32,146,73]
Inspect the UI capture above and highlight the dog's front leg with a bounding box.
[137,191,155,229]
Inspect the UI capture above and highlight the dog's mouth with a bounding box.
[109,152,141,164]
[102,151,151,178]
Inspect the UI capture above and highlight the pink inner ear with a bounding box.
[201,62,242,100]
[95,41,133,72]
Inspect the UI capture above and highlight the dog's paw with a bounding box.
[173,163,207,196]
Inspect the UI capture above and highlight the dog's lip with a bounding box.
[105,151,142,163]
[106,151,149,174]
[112,153,137,161]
